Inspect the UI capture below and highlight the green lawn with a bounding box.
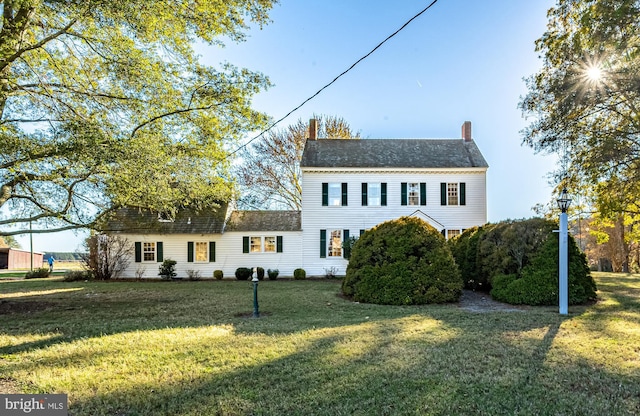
[1,273,639,415]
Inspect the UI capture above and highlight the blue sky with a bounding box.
[18,0,559,252]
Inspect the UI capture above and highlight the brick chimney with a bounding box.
[461,121,472,142]
[308,118,318,140]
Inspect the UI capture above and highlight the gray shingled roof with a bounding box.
[300,139,489,169]
[225,211,301,232]
[104,204,228,234]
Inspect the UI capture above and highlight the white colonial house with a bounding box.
[110,121,488,278]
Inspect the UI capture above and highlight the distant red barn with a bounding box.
[0,248,44,269]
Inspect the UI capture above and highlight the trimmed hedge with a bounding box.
[342,216,462,305]
[235,267,252,280]
[213,270,223,280]
[293,268,306,280]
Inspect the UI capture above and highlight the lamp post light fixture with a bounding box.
[557,188,571,315]
[252,269,260,318]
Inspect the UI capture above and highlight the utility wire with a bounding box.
[229,0,440,156]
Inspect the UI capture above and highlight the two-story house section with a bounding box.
[299,121,489,276]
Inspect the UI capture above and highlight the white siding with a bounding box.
[118,231,302,279]
[300,168,487,276]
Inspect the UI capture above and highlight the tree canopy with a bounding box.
[235,115,361,210]
[0,0,276,236]
[520,0,640,209]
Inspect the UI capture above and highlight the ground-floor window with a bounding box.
[328,230,342,257]
[143,242,155,262]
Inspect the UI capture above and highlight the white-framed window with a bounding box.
[408,182,420,205]
[143,242,156,262]
[368,183,381,206]
[195,242,208,262]
[250,237,262,253]
[328,230,342,257]
[157,212,174,222]
[447,229,461,239]
[448,183,459,206]
[328,183,342,206]
[264,236,276,253]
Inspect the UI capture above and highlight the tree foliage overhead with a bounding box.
[520,0,640,209]
[0,0,276,236]
[235,115,361,210]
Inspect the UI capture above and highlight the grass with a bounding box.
[1,273,639,415]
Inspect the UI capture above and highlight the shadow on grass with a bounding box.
[2,276,640,415]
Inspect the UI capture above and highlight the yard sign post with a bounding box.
[557,188,571,315]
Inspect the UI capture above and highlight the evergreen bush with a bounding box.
[293,268,306,280]
[342,216,462,305]
[213,270,224,280]
[491,233,597,305]
[158,259,177,280]
[235,267,252,280]
[267,269,279,280]
[256,267,265,280]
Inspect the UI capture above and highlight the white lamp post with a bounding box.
[557,188,571,315]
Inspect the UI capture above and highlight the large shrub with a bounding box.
[491,233,597,305]
[449,226,487,290]
[450,218,556,291]
[343,216,462,305]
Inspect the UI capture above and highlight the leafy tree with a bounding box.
[235,115,361,210]
[0,235,20,249]
[0,0,275,237]
[520,0,640,272]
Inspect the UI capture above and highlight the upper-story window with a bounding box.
[322,183,347,206]
[440,182,466,206]
[448,183,459,205]
[401,182,426,206]
[361,183,387,206]
[328,183,341,206]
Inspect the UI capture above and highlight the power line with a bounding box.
[229,0,440,156]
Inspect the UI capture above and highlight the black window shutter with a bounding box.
[343,229,350,259]
[381,183,387,206]
[320,230,327,258]
[243,236,249,253]
[361,183,368,206]
[420,182,427,205]
[135,242,141,263]
[187,242,194,262]
[157,242,163,262]
[360,229,365,236]
[460,182,466,206]
[342,183,348,206]
[401,182,407,206]
[441,229,446,237]
[322,183,328,206]
[276,236,283,253]
[440,183,447,206]
[209,242,216,262]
